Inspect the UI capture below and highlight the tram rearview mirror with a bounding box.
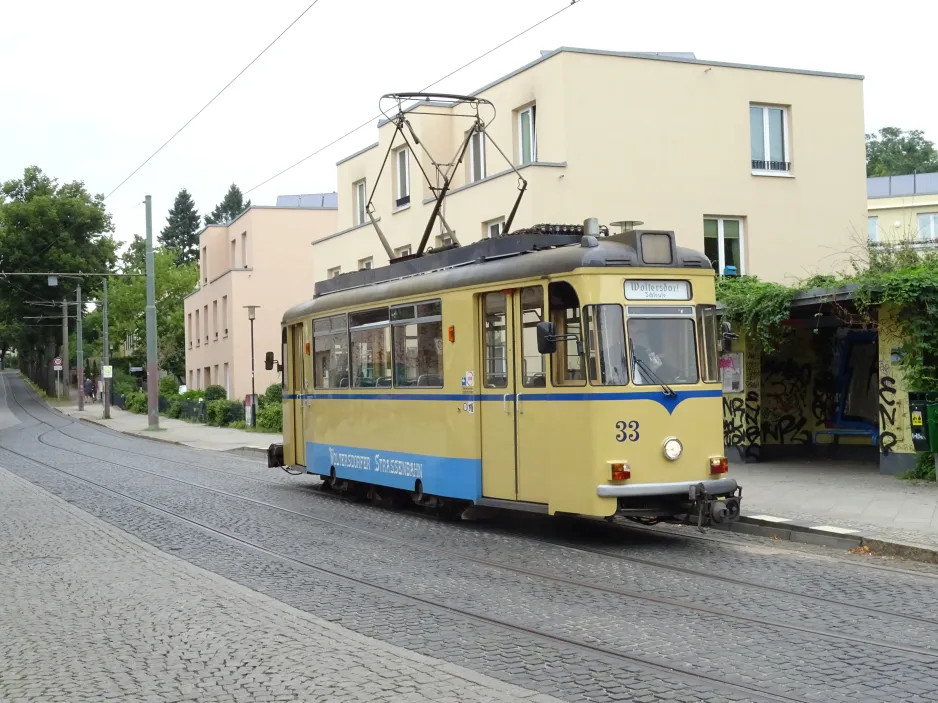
[721,321,738,353]
[536,322,557,354]
[264,351,275,371]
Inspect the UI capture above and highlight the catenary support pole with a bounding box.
[145,195,159,430]
[250,316,256,427]
[76,284,84,412]
[102,278,110,420]
[62,298,69,400]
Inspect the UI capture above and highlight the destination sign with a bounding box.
[624,280,691,301]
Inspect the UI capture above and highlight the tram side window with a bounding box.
[350,308,392,387]
[483,292,508,388]
[548,281,586,386]
[520,286,546,387]
[391,300,443,387]
[313,315,349,389]
[696,304,720,383]
[281,327,288,389]
[584,305,628,386]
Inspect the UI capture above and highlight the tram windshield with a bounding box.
[627,317,699,385]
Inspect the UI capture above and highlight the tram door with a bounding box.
[479,291,518,499]
[291,323,306,466]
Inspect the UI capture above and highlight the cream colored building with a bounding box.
[867,173,938,245]
[312,48,867,284]
[184,195,337,400]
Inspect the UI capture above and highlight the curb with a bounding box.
[712,515,938,564]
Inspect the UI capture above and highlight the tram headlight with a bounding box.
[662,437,683,461]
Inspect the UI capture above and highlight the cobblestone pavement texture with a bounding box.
[3,372,938,703]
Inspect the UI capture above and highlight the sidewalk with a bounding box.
[56,399,281,455]
[727,459,938,560]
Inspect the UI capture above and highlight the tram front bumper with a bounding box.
[597,478,741,524]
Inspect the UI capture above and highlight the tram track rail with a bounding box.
[7,376,938,628]
[4,379,938,665]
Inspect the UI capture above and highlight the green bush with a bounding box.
[203,384,227,402]
[181,389,204,401]
[264,383,282,405]
[228,420,247,430]
[159,375,180,397]
[901,452,937,482]
[257,402,283,433]
[167,399,183,419]
[126,391,148,414]
[206,399,242,427]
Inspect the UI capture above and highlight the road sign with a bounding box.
[129,366,143,373]
[53,356,63,371]
[102,365,113,379]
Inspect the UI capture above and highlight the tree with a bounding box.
[107,247,198,379]
[159,188,201,265]
[204,183,250,226]
[0,166,117,392]
[866,127,938,177]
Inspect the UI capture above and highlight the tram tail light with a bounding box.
[709,456,728,474]
[610,462,630,481]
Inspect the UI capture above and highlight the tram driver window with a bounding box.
[313,315,349,389]
[350,308,392,387]
[391,300,443,387]
[628,315,699,385]
[548,281,586,386]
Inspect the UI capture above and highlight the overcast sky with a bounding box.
[2,0,936,251]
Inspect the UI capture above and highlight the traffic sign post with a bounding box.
[53,357,63,399]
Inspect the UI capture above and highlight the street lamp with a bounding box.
[244,305,260,427]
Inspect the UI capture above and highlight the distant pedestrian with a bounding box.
[83,378,92,403]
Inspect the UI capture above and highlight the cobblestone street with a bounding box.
[3,371,938,703]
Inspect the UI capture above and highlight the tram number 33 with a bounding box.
[615,420,640,442]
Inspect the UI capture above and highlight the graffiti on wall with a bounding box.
[878,365,898,454]
[761,358,812,444]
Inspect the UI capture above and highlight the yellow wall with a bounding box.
[867,193,938,244]
[316,48,866,284]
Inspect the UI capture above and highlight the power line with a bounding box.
[245,0,582,195]
[104,0,325,201]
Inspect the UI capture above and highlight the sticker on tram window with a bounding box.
[615,420,640,442]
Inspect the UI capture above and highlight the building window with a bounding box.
[395,246,411,258]
[240,232,247,268]
[187,313,193,349]
[469,130,486,183]
[750,105,790,173]
[359,257,373,270]
[230,240,236,269]
[868,216,879,244]
[313,315,349,388]
[518,105,537,165]
[918,213,938,242]
[204,305,209,343]
[196,368,201,389]
[435,233,454,249]
[395,147,410,208]
[212,300,218,339]
[222,295,228,335]
[224,362,230,398]
[391,300,443,387]
[704,218,745,275]
[327,266,341,279]
[189,370,193,390]
[349,308,391,387]
[195,310,200,346]
[202,246,208,283]
[355,179,367,226]
[486,218,505,239]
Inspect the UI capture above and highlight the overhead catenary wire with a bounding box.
[104,0,325,201]
[244,0,582,195]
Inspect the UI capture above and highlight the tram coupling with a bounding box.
[267,443,284,468]
[689,479,742,531]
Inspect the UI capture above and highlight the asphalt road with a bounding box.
[2,371,938,703]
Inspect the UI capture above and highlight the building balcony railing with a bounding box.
[752,159,791,172]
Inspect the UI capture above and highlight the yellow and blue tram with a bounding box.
[269,221,741,524]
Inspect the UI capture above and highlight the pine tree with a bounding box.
[204,183,251,226]
[159,188,201,265]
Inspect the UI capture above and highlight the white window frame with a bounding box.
[750,104,790,175]
[469,130,486,183]
[518,105,537,165]
[395,245,412,258]
[355,180,366,226]
[918,212,938,242]
[487,218,505,239]
[395,147,410,206]
[327,266,341,279]
[359,257,373,270]
[867,216,879,244]
[704,217,746,275]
